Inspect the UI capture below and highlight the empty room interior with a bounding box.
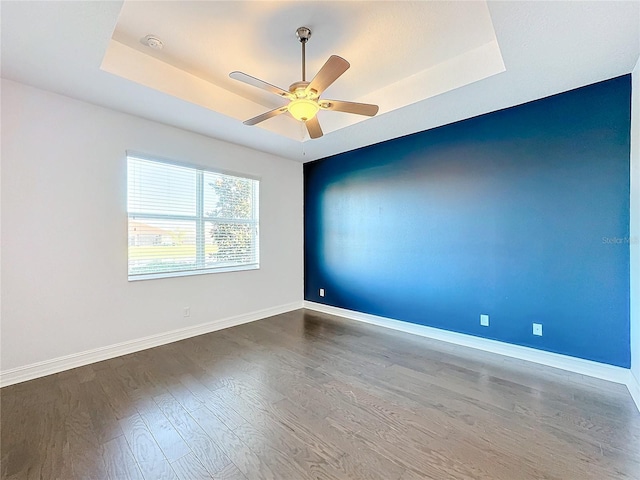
[2,1,640,479]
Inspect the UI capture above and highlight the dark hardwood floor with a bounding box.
[2,309,639,479]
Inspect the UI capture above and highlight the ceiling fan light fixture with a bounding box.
[288,98,319,122]
[230,26,378,138]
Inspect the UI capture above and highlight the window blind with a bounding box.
[127,155,259,280]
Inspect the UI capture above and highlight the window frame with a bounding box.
[127,152,260,281]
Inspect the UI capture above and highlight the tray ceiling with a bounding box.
[103,1,504,141]
[2,1,639,162]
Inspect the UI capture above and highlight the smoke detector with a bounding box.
[141,35,164,50]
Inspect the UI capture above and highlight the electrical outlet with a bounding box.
[480,314,489,327]
[183,307,190,317]
[533,323,542,336]
[319,288,325,297]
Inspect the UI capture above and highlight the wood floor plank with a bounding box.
[119,412,179,480]
[190,405,278,480]
[324,362,633,479]
[213,462,248,480]
[94,365,139,421]
[154,392,232,475]
[232,421,343,480]
[68,444,109,480]
[101,435,145,480]
[209,377,365,480]
[170,452,213,480]
[196,392,341,480]
[55,375,109,479]
[201,394,248,431]
[136,399,192,464]
[318,357,590,479]
[2,308,639,479]
[79,379,124,444]
[271,397,406,480]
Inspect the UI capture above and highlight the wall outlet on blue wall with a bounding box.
[480,314,489,327]
[319,288,325,297]
[533,323,543,336]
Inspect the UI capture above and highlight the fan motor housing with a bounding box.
[289,81,318,99]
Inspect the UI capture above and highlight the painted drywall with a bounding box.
[631,59,640,384]
[305,75,631,367]
[1,79,303,372]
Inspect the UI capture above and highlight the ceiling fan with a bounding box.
[229,27,379,139]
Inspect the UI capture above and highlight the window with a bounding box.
[127,154,259,280]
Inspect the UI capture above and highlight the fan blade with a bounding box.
[305,116,323,139]
[230,71,292,98]
[307,55,350,96]
[321,100,379,117]
[244,106,289,126]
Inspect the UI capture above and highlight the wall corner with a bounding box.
[630,56,640,384]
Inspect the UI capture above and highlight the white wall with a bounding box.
[1,79,303,374]
[631,59,640,387]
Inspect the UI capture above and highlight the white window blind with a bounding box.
[127,155,259,280]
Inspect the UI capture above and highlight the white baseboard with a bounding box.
[0,301,303,388]
[304,301,640,413]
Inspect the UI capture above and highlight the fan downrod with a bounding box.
[296,27,311,81]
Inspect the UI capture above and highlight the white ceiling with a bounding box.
[2,1,639,163]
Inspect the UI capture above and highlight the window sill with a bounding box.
[128,263,259,282]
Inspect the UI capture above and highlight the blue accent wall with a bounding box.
[304,75,632,367]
